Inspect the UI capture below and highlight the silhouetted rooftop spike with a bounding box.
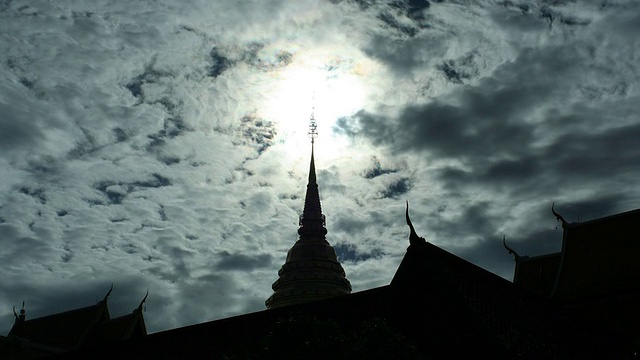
[138,289,149,311]
[13,301,26,324]
[406,201,425,246]
[552,202,568,228]
[102,283,113,302]
[503,235,522,261]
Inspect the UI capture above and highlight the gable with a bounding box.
[553,209,640,300]
[9,302,109,352]
[514,252,561,297]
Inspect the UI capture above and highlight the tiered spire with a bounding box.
[298,112,327,237]
[265,111,351,309]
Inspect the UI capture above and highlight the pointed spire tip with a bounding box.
[406,201,425,246]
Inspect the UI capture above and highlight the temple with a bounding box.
[507,204,640,340]
[0,288,147,358]
[265,113,351,308]
[29,204,636,359]
[4,208,639,359]
[3,115,640,358]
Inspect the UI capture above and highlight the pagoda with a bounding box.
[265,113,351,309]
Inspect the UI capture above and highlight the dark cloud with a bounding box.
[17,187,47,204]
[207,47,235,78]
[215,251,273,271]
[437,52,480,84]
[362,33,438,76]
[336,41,579,157]
[336,29,640,212]
[420,201,498,246]
[205,42,293,76]
[92,174,173,205]
[363,156,399,179]
[334,242,384,263]
[0,231,55,267]
[357,0,432,37]
[0,89,46,152]
[380,176,412,199]
[237,114,277,155]
[333,215,370,235]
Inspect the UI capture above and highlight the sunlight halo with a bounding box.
[261,49,375,162]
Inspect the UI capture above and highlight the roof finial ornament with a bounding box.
[308,108,318,143]
[102,283,114,302]
[503,236,524,261]
[137,289,149,312]
[406,201,426,246]
[551,202,568,229]
[12,301,26,329]
[14,301,26,322]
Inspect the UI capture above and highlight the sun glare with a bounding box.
[262,51,372,162]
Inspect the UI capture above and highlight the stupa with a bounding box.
[265,113,351,308]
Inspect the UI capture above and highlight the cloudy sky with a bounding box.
[1,0,639,334]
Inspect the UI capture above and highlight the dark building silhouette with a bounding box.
[3,118,639,358]
[0,288,147,359]
[4,205,639,359]
[507,205,640,341]
[266,116,351,308]
[33,205,634,359]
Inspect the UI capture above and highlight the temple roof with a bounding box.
[508,206,640,339]
[82,309,147,348]
[5,290,148,357]
[512,252,561,297]
[551,207,640,301]
[8,302,110,352]
[51,224,629,359]
[511,207,640,302]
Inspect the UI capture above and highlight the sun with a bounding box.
[261,50,374,162]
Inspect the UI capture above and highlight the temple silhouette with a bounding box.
[266,113,351,309]
[2,116,639,359]
[0,288,147,358]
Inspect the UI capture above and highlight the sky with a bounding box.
[1,0,639,335]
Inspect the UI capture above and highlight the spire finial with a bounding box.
[102,283,114,302]
[406,201,425,246]
[307,110,318,185]
[137,289,149,312]
[308,109,318,143]
[551,202,568,229]
[16,301,26,322]
[12,302,26,331]
[503,235,523,261]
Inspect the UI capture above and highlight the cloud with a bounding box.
[215,251,273,271]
